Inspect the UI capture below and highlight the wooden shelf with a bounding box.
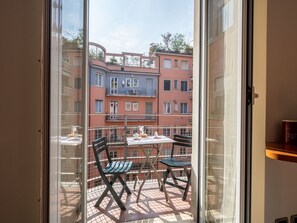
[266,142,297,163]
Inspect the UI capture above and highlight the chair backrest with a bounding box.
[171,134,192,157]
[92,137,112,174]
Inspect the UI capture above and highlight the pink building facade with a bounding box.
[157,52,193,136]
[61,41,193,190]
[88,43,193,141]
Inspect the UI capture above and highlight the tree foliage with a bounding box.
[149,32,193,55]
[63,28,84,49]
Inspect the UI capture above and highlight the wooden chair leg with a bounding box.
[118,175,131,194]
[182,168,191,201]
[94,187,109,207]
[107,174,126,210]
[95,174,127,210]
[94,174,118,207]
[169,166,179,187]
[160,169,170,191]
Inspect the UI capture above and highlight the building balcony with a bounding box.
[106,88,157,97]
[89,42,159,73]
[86,181,193,222]
[105,114,157,123]
[86,123,193,222]
[60,116,195,222]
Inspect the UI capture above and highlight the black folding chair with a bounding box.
[92,137,132,210]
[159,134,192,200]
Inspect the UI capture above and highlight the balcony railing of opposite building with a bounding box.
[105,88,157,97]
[89,42,157,69]
[106,114,157,122]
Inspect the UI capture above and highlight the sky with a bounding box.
[90,0,194,54]
[63,0,194,54]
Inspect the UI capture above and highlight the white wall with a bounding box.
[265,0,297,222]
[0,1,42,223]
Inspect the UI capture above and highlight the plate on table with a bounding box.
[154,136,162,139]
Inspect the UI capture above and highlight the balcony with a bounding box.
[106,88,157,97]
[87,181,193,222]
[105,114,157,123]
[85,118,193,222]
[59,115,194,222]
[89,42,159,74]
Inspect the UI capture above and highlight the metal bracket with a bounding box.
[247,86,259,105]
[252,86,259,105]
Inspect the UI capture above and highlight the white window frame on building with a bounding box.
[94,129,102,139]
[163,59,172,69]
[109,151,118,159]
[126,78,131,87]
[110,77,118,94]
[173,128,178,135]
[180,147,186,155]
[180,128,187,136]
[174,80,178,90]
[180,102,188,114]
[181,60,189,70]
[132,102,138,111]
[164,102,171,114]
[109,128,118,142]
[163,148,172,156]
[125,102,131,111]
[95,73,103,87]
[132,78,139,87]
[163,128,170,136]
[95,100,103,113]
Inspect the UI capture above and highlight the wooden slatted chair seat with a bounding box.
[104,161,133,174]
[92,137,132,210]
[160,158,191,168]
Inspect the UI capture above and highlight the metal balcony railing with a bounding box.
[89,42,157,69]
[105,88,157,97]
[105,114,157,122]
[87,114,192,191]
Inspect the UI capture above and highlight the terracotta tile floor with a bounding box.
[87,181,193,223]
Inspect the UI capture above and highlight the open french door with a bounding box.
[48,0,252,222]
[196,0,252,222]
[49,0,88,222]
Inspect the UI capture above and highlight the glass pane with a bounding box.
[204,0,242,221]
[50,0,85,222]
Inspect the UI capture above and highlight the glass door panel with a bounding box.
[50,0,86,222]
[110,77,118,94]
[201,0,247,222]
